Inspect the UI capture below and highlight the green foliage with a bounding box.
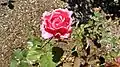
[10,59,18,67]
[72,11,120,66]
[10,37,56,67]
[10,49,29,67]
[40,52,56,67]
[18,60,29,67]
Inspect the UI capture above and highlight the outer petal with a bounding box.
[54,8,73,17]
[42,11,51,19]
[40,24,53,39]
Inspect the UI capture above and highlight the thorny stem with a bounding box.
[40,38,53,49]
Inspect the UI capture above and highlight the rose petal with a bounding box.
[58,27,68,35]
[55,9,73,26]
[44,20,51,27]
[45,27,56,35]
[52,18,61,28]
[55,8,73,17]
[42,11,51,19]
[68,10,73,17]
[41,30,53,39]
[40,24,53,39]
[50,12,61,23]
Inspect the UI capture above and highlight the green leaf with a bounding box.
[40,52,56,67]
[27,51,42,61]
[10,60,18,67]
[22,49,28,57]
[13,49,23,60]
[28,36,42,47]
[18,61,29,67]
[27,41,34,48]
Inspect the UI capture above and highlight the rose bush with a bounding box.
[40,8,73,39]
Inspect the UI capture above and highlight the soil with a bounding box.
[0,0,120,67]
[0,0,65,67]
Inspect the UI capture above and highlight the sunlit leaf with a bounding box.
[40,52,56,67]
[27,51,43,61]
[13,49,23,60]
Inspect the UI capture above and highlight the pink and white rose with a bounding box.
[40,8,73,39]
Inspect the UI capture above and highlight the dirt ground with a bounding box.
[0,0,65,67]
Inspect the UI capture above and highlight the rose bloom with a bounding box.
[40,8,73,39]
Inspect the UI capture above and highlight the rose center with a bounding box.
[52,17,62,28]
